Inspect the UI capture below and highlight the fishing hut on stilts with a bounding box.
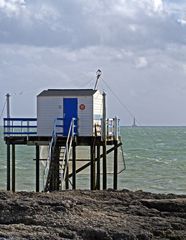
[3,72,125,192]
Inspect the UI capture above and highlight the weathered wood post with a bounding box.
[72,141,76,189]
[102,91,107,190]
[7,141,11,191]
[90,142,96,190]
[113,117,119,190]
[6,93,10,134]
[36,144,40,192]
[12,144,15,192]
[113,140,118,190]
[65,145,69,190]
[6,93,11,191]
[96,144,101,190]
[102,144,107,189]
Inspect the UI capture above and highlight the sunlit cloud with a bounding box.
[0,0,25,16]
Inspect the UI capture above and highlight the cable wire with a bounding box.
[0,100,6,122]
[102,79,142,126]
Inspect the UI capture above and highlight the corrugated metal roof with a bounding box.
[37,89,97,97]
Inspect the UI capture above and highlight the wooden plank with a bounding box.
[4,117,37,121]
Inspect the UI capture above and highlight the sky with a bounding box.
[0,0,186,126]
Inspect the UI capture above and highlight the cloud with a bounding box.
[135,57,148,69]
[177,18,186,26]
[0,0,25,16]
[152,0,164,13]
[0,0,186,125]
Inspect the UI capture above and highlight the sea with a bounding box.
[0,126,186,195]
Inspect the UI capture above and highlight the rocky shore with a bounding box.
[0,189,186,239]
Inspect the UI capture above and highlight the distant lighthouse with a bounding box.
[132,117,137,127]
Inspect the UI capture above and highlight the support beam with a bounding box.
[113,140,118,190]
[90,143,96,190]
[102,92,106,141]
[7,142,11,191]
[68,143,122,178]
[72,142,76,190]
[65,167,69,189]
[96,145,100,190]
[65,153,69,190]
[102,144,107,190]
[36,144,40,192]
[12,144,15,192]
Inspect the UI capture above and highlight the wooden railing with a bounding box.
[3,118,37,136]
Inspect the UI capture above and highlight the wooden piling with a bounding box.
[90,143,96,190]
[102,91,107,190]
[53,146,60,191]
[4,135,122,192]
[65,152,69,189]
[113,140,118,190]
[7,142,11,191]
[72,141,76,189]
[96,145,100,190]
[102,144,107,190]
[12,144,15,192]
[36,144,40,192]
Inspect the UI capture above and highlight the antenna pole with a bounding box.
[6,93,10,119]
[94,78,98,90]
[94,69,102,90]
[6,93,11,136]
[6,93,11,191]
[102,91,106,140]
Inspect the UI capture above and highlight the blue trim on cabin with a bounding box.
[3,116,78,137]
[4,118,37,121]
[63,98,78,136]
[4,132,37,135]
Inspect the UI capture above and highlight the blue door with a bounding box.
[63,98,78,136]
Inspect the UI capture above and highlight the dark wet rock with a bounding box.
[0,190,186,239]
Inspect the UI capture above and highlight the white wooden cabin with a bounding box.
[37,89,103,137]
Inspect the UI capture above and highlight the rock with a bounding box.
[0,190,185,239]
